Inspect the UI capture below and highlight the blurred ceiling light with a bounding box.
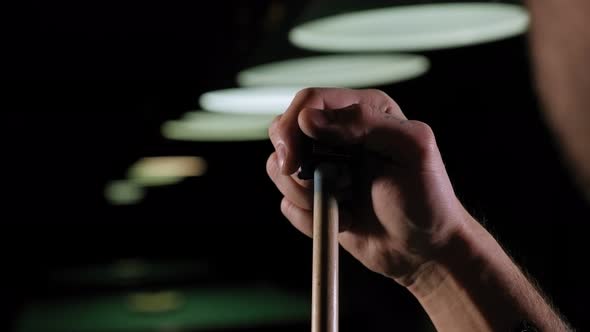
[199,86,300,115]
[237,54,430,88]
[104,180,145,205]
[113,259,148,280]
[48,259,209,286]
[127,156,207,187]
[162,111,276,141]
[289,3,529,52]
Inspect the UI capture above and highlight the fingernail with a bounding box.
[277,143,286,171]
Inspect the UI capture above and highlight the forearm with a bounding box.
[525,0,590,196]
[407,214,570,331]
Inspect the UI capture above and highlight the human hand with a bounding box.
[267,88,470,287]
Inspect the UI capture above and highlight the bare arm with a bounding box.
[408,212,571,331]
[526,0,590,199]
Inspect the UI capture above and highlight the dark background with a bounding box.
[2,0,589,331]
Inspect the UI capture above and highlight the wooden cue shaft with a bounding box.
[312,163,339,332]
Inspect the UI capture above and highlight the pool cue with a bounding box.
[312,163,339,332]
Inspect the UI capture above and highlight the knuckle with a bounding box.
[295,87,318,101]
[366,89,396,104]
[366,88,388,99]
[363,90,402,119]
[407,120,437,158]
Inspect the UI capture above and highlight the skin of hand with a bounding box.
[266,87,470,287]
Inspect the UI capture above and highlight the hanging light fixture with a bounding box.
[289,2,529,52]
[104,180,145,205]
[127,156,207,187]
[198,86,300,115]
[236,54,429,88]
[162,111,277,142]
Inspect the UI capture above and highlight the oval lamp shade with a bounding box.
[104,180,145,205]
[237,54,430,88]
[127,156,207,187]
[199,87,300,115]
[289,3,529,52]
[162,111,277,141]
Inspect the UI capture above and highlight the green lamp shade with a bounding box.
[237,54,429,88]
[162,111,276,141]
[289,3,529,52]
[199,87,300,115]
[104,180,145,205]
[127,156,207,187]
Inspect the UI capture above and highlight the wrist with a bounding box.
[402,212,508,330]
[404,211,491,301]
[402,212,570,331]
